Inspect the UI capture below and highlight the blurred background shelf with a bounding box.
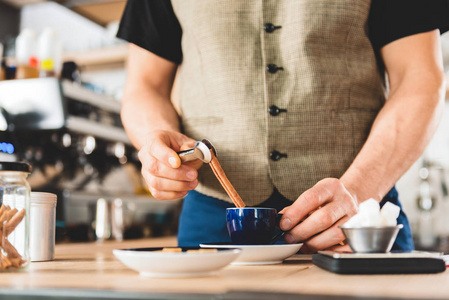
[2,0,126,27]
[61,0,126,27]
[64,44,128,69]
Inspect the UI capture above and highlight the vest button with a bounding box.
[268,105,287,116]
[267,64,284,74]
[264,23,282,33]
[270,151,287,161]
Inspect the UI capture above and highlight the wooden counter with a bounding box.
[0,237,448,300]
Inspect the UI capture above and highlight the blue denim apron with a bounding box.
[178,187,414,251]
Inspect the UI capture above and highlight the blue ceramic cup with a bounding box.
[226,207,277,245]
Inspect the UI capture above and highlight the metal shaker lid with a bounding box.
[0,161,32,173]
[31,192,57,206]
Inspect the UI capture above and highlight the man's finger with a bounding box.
[147,175,198,193]
[179,141,196,151]
[286,200,347,242]
[149,136,182,168]
[142,171,193,200]
[280,179,337,231]
[297,217,349,253]
[145,155,198,181]
[325,243,352,253]
[148,187,188,200]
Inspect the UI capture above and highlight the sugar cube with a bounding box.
[358,198,380,216]
[343,198,400,228]
[380,202,400,226]
[344,213,364,227]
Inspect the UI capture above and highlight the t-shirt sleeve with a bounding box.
[116,0,182,64]
[369,0,449,50]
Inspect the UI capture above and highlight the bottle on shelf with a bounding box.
[15,28,39,80]
[37,27,62,78]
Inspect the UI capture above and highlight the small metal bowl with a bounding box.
[339,224,403,253]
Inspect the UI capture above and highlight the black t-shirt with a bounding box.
[117,0,449,65]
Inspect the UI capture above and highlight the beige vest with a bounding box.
[171,0,386,206]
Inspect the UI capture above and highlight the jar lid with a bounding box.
[0,162,32,173]
[31,192,57,206]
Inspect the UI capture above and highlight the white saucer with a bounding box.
[113,247,241,277]
[200,243,303,265]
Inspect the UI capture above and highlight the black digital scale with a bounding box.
[312,251,448,274]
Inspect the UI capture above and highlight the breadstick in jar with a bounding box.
[3,209,25,237]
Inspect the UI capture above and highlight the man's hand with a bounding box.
[138,130,202,200]
[279,178,358,253]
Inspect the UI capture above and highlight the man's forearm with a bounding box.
[120,44,180,151]
[340,76,445,202]
[121,86,180,150]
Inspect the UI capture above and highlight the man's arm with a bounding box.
[122,44,180,149]
[121,44,200,200]
[341,29,445,201]
[280,30,445,253]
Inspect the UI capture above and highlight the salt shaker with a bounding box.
[0,162,32,271]
[30,192,57,261]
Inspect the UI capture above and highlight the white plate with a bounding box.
[113,247,241,277]
[200,243,303,265]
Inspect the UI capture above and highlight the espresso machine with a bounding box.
[0,78,181,242]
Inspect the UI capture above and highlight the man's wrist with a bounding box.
[340,172,382,204]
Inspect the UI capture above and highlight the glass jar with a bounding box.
[0,162,31,271]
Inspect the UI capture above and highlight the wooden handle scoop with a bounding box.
[208,150,246,208]
[177,138,246,208]
[177,139,216,163]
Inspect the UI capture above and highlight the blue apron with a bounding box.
[178,187,414,251]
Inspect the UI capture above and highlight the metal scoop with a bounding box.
[176,138,217,163]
